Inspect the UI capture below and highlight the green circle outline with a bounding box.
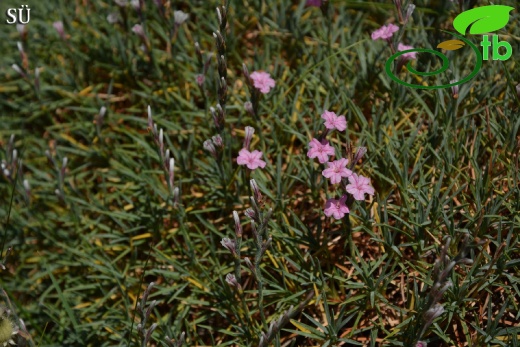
[384,31,483,89]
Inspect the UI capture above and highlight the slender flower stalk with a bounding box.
[147,106,179,205]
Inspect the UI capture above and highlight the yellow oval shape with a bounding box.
[437,40,465,51]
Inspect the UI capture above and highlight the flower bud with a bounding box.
[244,257,255,275]
[194,42,203,66]
[250,179,263,205]
[353,146,367,164]
[225,273,242,291]
[220,238,237,256]
[174,10,189,26]
[53,21,66,40]
[405,4,415,23]
[196,74,205,87]
[243,126,255,150]
[132,24,146,39]
[168,158,174,188]
[244,101,254,117]
[233,211,242,238]
[212,135,223,148]
[244,208,256,221]
[203,140,217,158]
[451,80,459,99]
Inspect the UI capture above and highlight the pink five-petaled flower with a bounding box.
[324,195,350,220]
[250,71,276,94]
[237,149,266,170]
[371,23,399,41]
[321,110,347,131]
[346,173,375,200]
[306,0,322,6]
[398,43,418,60]
[322,158,353,184]
[307,138,335,163]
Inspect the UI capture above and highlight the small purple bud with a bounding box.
[353,147,367,164]
[203,140,217,158]
[144,323,158,344]
[244,101,254,117]
[132,24,145,38]
[450,80,459,99]
[212,135,223,148]
[244,257,255,275]
[225,273,242,290]
[405,4,415,23]
[53,21,66,39]
[196,74,205,87]
[243,63,251,88]
[243,126,255,150]
[233,211,242,238]
[250,179,263,205]
[244,208,256,221]
[220,237,237,256]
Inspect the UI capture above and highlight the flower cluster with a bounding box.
[371,24,418,63]
[307,110,374,220]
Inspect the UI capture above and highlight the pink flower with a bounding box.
[250,71,276,94]
[307,138,335,163]
[398,43,418,60]
[306,0,322,6]
[321,110,347,131]
[346,173,375,200]
[324,195,350,219]
[371,24,399,41]
[322,158,352,184]
[237,149,266,170]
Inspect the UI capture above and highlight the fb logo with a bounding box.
[386,5,515,89]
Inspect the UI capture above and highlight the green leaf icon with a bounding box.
[453,5,514,35]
